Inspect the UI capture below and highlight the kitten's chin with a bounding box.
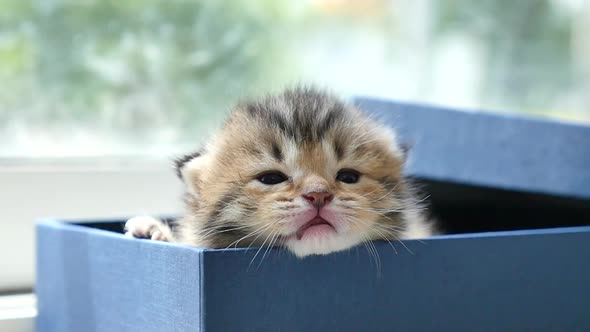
[284,233,363,258]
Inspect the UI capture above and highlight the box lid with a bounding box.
[355,98,590,200]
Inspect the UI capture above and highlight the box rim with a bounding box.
[36,218,590,253]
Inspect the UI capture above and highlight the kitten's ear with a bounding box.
[174,151,202,180]
[174,150,210,197]
[379,126,408,161]
[399,141,413,158]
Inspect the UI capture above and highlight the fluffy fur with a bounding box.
[125,87,434,257]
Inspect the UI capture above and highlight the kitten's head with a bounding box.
[177,87,413,257]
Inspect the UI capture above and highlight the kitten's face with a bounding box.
[178,89,408,257]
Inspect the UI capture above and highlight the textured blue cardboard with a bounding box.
[37,220,590,332]
[356,98,590,200]
[36,221,202,332]
[36,99,590,331]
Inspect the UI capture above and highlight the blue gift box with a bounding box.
[36,99,590,332]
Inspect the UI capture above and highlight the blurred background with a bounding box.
[2,0,589,159]
[1,0,589,329]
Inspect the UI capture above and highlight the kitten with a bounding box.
[125,87,434,257]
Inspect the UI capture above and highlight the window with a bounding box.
[2,1,588,160]
[1,1,588,330]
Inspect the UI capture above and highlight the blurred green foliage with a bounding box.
[434,0,575,112]
[0,0,587,157]
[0,0,297,147]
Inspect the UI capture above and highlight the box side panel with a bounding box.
[355,98,590,200]
[203,229,590,332]
[36,222,67,332]
[36,221,203,332]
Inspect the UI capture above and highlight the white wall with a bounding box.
[0,164,183,291]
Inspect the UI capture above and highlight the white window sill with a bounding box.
[0,294,36,332]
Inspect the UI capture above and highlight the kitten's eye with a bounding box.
[257,171,288,185]
[336,169,360,184]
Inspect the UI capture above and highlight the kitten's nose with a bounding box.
[302,191,333,207]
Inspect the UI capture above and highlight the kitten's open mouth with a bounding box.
[295,217,335,240]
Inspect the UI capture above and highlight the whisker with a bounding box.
[373,184,400,202]
[369,227,399,255]
[199,221,266,240]
[388,231,414,255]
[357,186,383,199]
[249,229,276,269]
[257,231,281,269]
[360,232,381,273]
[224,222,274,249]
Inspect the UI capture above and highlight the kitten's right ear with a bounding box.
[174,151,202,181]
[399,141,413,158]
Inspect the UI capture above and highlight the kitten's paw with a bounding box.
[124,216,173,242]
